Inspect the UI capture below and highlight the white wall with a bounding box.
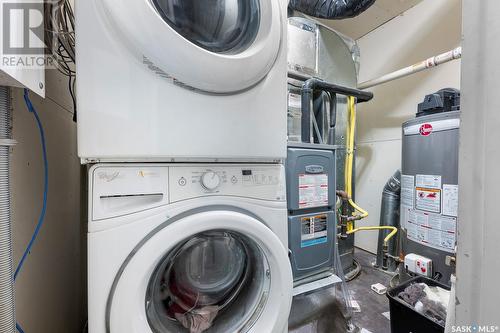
[455,0,500,326]
[354,0,462,253]
[11,67,83,332]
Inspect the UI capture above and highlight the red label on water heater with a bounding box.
[419,123,433,136]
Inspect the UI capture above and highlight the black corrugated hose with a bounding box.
[288,0,376,20]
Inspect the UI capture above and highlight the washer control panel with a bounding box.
[169,165,286,202]
[91,164,286,221]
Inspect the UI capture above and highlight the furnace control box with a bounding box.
[286,147,336,284]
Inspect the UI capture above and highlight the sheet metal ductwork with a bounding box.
[288,0,376,20]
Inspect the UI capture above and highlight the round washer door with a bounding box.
[98,0,284,93]
[106,210,293,333]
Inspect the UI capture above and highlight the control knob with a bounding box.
[201,171,221,191]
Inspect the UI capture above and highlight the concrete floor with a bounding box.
[289,248,394,333]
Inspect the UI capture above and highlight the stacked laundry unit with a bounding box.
[77,1,294,333]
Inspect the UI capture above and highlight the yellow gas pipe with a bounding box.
[343,96,397,247]
[346,226,398,247]
[345,96,368,219]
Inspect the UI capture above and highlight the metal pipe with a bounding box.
[301,78,373,143]
[358,47,462,90]
[0,86,16,333]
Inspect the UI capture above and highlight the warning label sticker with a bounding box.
[401,175,415,208]
[442,184,459,217]
[416,174,442,189]
[416,187,441,213]
[405,209,457,253]
[298,174,328,209]
[301,215,328,248]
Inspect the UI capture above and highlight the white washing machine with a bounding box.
[88,163,293,333]
[76,0,288,163]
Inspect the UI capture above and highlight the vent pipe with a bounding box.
[375,170,401,271]
[288,0,376,20]
[0,86,16,333]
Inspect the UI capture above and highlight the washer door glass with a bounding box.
[152,0,260,54]
[106,210,292,332]
[146,231,270,333]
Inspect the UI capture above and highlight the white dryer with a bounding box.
[76,0,288,163]
[88,163,293,333]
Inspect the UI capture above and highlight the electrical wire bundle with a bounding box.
[44,0,77,121]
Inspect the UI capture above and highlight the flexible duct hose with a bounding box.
[0,86,16,333]
[288,0,376,20]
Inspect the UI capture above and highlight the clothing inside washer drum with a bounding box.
[146,231,263,333]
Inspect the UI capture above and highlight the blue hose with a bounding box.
[15,89,49,333]
[16,323,25,333]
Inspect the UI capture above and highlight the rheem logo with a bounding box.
[419,123,433,136]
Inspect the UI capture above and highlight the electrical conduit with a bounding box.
[0,86,16,333]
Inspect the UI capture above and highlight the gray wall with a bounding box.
[11,68,84,331]
[354,0,462,253]
[455,0,500,327]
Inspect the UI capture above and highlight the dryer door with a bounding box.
[98,0,284,93]
[106,210,293,333]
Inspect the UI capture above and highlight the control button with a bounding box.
[178,177,187,186]
[231,176,238,184]
[201,171,221,191]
